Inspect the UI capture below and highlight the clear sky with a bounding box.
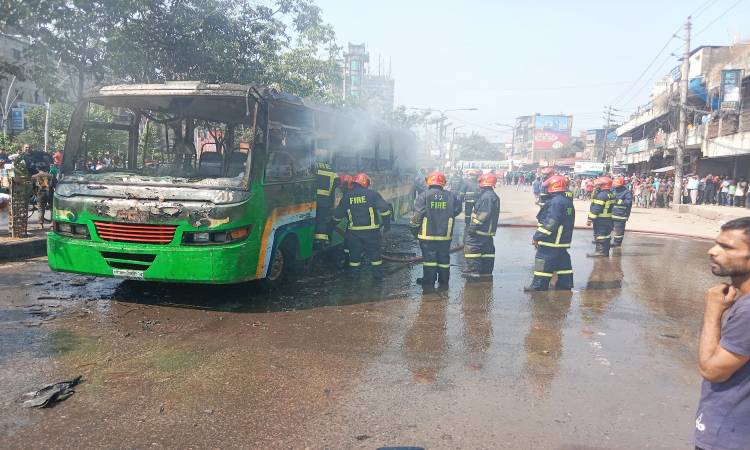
[315,0,750,140]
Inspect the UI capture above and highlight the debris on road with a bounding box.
[21,376,82,408]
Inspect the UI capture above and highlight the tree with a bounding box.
[13,102,73,151]
[456,132,501,160]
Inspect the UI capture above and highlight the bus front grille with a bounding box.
[94,222,177,245]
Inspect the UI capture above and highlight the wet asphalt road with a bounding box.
[0,227,715,449]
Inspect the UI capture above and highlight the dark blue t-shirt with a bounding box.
[695,294,750,450]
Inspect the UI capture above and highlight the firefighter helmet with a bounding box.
[543,175,568,193]
[340,173,353,190]
[596,176,613,190]
[426,171,447,187]
[478,172,497,188]
[352,172,371,188]
[612,176,626,187]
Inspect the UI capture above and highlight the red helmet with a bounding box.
[544,175,568,193]
[340,173,353,190]
[596,176,613,190]
[478,172,497,188]
[352,172,370,188]
[612,176,626,187]
[541,166,555,176]
[426,171,447,187]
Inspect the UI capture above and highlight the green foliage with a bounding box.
[456,132,501,160]
[12,102,73,151]
[4,0,342,101]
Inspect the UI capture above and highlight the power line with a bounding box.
[437,81,631,93]
[611,24,683,106]
[693,0,745,38]
[691,0,722,18]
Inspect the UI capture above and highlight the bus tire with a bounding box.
[260,238,297,290]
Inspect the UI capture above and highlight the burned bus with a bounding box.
[48,82,416,284]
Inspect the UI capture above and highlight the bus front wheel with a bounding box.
[261,240,296,289]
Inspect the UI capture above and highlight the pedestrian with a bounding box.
[735,178,747,208]
[728,181,737,207]
[720,177,730,206]
[410,171,462,290]
[524,175,575,291]
[313,159,339,248]
[413,168,428,202]
[611,176,633,248]
[705,175,715,205]
[463,173,500,279]
[695,217,750,450]
[586,176,615,257]
[332,172,392,278]
[688,175,700,204]
[30,163,54,227]
[697,176,706,205]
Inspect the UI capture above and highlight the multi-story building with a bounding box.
[341,43,395,118]
[512,113,573,163]
[615,43,750,177]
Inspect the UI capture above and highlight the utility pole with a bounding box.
[601,105,614,164]
[674,16,691,206]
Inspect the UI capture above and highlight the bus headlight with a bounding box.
[182,226,251,245]
[54,221,90,239]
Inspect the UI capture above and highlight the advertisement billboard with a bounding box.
[720,69,743,111]
[533,115,572,150]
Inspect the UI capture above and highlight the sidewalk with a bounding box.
[496,185,734,240]
[0,211,49,259]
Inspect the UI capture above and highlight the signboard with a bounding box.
[10,108,24,130]
[574,161,606,175]
[533,115,572,150]
[626,139,649,154]
[720,69,743,111]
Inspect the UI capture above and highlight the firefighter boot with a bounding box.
[586,242,608,258]
[524,276,551,291]
[417,266,437,288]
[553,275,574,290]
[437,267,450,290]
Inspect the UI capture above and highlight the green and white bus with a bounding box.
[48,82,416,284]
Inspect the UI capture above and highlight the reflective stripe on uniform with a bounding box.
[536,227,552,235]
[592,199,606,205]
[481,254,495,258]
[588,212,599,219]
[612,215,628,220]
[349,207,380,230]
[555,270,573,275]
[533,271,554,277]
[370,260,383,266]
[437,263,450,269]
[423,262,438,267]
[349,261,361,267]
[380,210,392,216]
[475,230,495,236]
[418,217,453,241]
[595,234,612,240]
[538,241,570,248]
[464,253,483,258]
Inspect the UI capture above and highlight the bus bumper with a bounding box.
[47,232,259,284]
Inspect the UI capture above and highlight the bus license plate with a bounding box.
[112,269,145,280]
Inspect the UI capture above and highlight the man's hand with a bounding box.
[586,219,592,226]
[705,283,738,314]
[531,239,539,249]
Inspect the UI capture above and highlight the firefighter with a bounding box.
[611,176,633,248]
[537,166,555,206]
[463,173,500,278]
[338,173,354,266]
[410,171,462,290]
[525,175,575,291]
[461,171,480,226]
[586,176,616,257]
[314,160,339,249]
[333,172,392,278]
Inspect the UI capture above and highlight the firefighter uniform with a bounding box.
[464,186,500,276]
[611,186,633,247]
[314,162,339,246]
[527,191,575,290]
[333,182,392,277]
[411,185,462,288]
[461,176,479,226]
[587,188,615,257]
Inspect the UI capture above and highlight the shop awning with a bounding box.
[651,165,675,173]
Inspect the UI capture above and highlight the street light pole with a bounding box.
[408,107,478,167]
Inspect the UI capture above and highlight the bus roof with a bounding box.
[86,81,260,99]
